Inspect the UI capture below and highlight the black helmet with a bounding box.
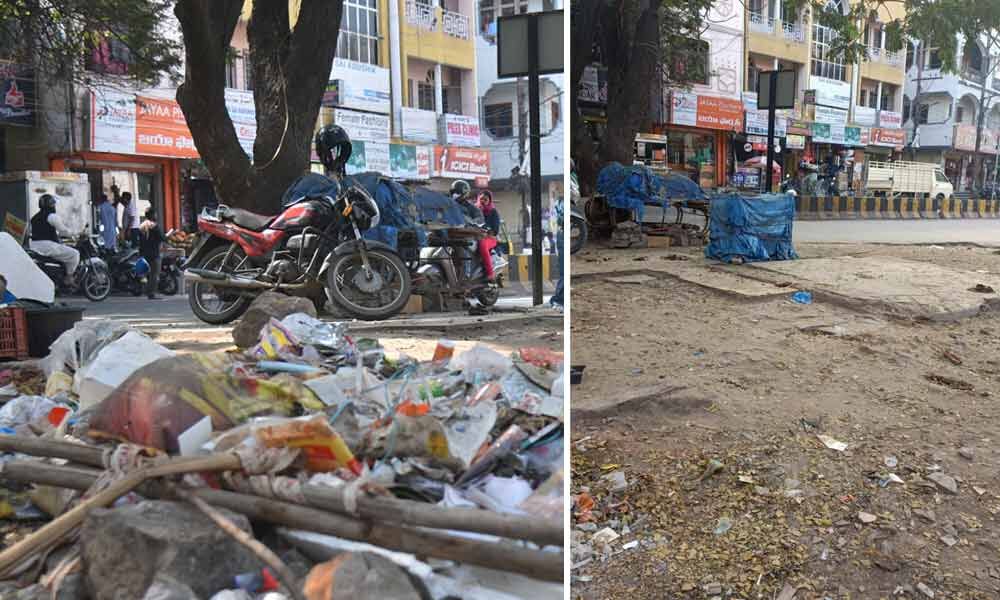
[38,194,56,211]
[315,124,352,174]
[450,180,471,199]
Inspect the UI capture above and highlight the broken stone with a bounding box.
[591,527,620,546]
[603,470,628,493]
[916,582,935,598]
[959,447,975,460]
[941,535,959,547]
[914,508,937,522]
[858,511,878,524]
[232,291,317,348]
[303,552,426,600]
[576,522,598,532]
[704,582,723,595]
[926,472,959,495]
[80,501,262,600]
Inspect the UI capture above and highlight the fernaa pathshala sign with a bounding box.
[333,108,390,144]
[433,146,490,179]
[90,88,256,158]
[670,91,743,132]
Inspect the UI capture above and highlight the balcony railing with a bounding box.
[749,11,774,35]
[405,1,436,32]
[442,9,470,39]
[781,21,804,42]
[867,47,904,67]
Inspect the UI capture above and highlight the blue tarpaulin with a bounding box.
[704,193,798,263]
[280,172,465,250]
[596,163,707,221]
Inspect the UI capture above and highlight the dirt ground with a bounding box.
[571,242,1000,600]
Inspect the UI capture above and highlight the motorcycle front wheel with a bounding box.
[570,215,588,255]
[160,272,180,296]
[82,265,112,302]
[188,245,253,324]
[326,248,412,321]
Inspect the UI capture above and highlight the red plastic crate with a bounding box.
[0,307,29,361]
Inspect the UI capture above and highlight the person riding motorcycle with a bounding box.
[451,180,485,225]
[476,189,501,236]
[29,194,81,286]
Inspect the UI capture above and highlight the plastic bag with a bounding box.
[250,318,301,362]
[280,313,350,353]
[76,330,175,410]
[42,319,131,377]
[450,345,512,383]
[0,395,58,429]
[254,414,362,475]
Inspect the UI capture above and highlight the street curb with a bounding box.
[795,196,1000,221]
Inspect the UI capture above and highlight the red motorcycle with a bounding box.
[183,178,412,324]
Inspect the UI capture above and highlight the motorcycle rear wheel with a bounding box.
[570,215,587,254]
[326,248,412,321]
[188,245,253,324]
[160,272,180,296]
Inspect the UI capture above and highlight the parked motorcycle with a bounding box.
[101,245,145,296]
[402,223,507,309]
[28,234,112,301]
[158,253,181,296]
[569,169,587,254]
[183,176,411,324]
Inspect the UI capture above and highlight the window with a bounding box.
[484,103,513,138]
[928,49,942,69]
[747,61,760,93]
[859,89,867,107]
[956,106,965,123]
[781,3,798,23]
[902,97,910,122]
[225,47,238,88]
[337,0,379,65]
[963,42,984,78]
[243,54,254,91]
[811,23,846,81]
[676,40,710,85]
[413,81,435,111]
[906,45,915,70]
[442,66,463,115]
[748,0,765,17]
[880,87,894,111]
[916,104,929,124]
[480,0,528,36]
[936,171,949,183]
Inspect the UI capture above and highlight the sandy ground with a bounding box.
[570,242,1000,600]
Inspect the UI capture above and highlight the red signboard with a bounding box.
[870,127,906,148]
[433,146,490,179]
[696,95,744,131]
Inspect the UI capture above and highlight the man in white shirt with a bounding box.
[113,185,140,248]
[29,194,80,285]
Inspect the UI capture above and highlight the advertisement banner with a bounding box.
[814,105,848,125]
[745,111,787,137]
[443,114,482,147]
[785,134,806,149]
[346,141,391,174]
[787,119,812,136]
[879,110,903,128]
[416,146,432,179]
[433,145,491,179]
[578,64,608,104]
[326,58,391,114]
[844,126,862,146]
[400,107,438,143]
[0,62,34,127]
[812,122,846,144]
[334,108,390,144]
[670,91,698,127]
[809,76,852,109]
[696,95,743,131]
[389,144,420,179]
[950,125,996,153]
[859,127,870,145]
[853,105,877,127]
[91,89,256,158]
[871,127,907,148]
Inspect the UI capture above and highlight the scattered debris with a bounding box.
[926,472,959,495]
[925,373,975,391]
[959,447,975,460]
[605,274,656,285]
[592,527,620,547]
[941,349,963,365]
[969,284,995,294]
[916,582,935,598]
[817,434,848,452]
[790,291,813,305]
[858,511,877,524]
[713,516,733,535]
[940,535,958,547]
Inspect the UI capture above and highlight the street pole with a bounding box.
[764,72,777,193]
[527,16,543,306]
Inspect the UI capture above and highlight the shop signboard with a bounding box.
[400,107,438,143]
[443,114,482,147]
[389,144,423,179]
[334,108,390,144]
[951,125,997,153]
[326,58,391,114]
[809,76,852,109]
[879,110,903,128]
[696,95,743,131]
[859,127,870,145]
[0,62,35,127]
[670,91,698,127]
[853,105,877,127]
[785,134,806,149]
[346,141,391,175]
[416,146,432,179]
[814,105,848,125]
[871,127,907,148]
[91,88,256,158]
[844,126,862,146]
[812,122,846,144]
[433,145,491,179]
[745,111,787,137]
[787,119,812,136]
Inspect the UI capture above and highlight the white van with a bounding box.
[866,161,954,201]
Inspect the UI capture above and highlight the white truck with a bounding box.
[865,161,953,201]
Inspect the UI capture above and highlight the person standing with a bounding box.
[113,185,140,248]
[96,192,117,251]
[549,195,564,309]
[138,207,165,299]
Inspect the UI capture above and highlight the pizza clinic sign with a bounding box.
[442,114,481,147]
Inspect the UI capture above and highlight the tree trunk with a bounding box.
[175,0,343,213]
[570,0,602,195]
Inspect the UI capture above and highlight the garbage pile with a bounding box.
[0,316,564,599]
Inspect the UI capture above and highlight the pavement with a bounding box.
[793,218,1000,245]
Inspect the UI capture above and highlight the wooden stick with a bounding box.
[1,461,564,582]
[0,436,563,546]
[0,453,241,577]
[176,488,307,600]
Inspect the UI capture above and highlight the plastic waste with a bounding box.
[254,414,363,475]
[234,568,279,593]
[75,330,175,410]
[280,313,350,353]
[450,345,512,383]
[0,395,59,429]
[791,291,813,304]
[42,319,132,377]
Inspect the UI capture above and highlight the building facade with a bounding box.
[903,34,1000,192]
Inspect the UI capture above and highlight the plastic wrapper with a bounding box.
[88,353,320,453]
[42,319,131,377]
[280,313,350,354]
[254,414,362,475]
[450,345,512,384]
[501,369,562,419]
[518,469,564,522]
[76,331,175,410]
[518,348,564,370]
[251,318,302,362]
[704,192,798,263]
[365,415,462,471]
[0,395,59,429]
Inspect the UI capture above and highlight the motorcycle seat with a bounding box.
[220,207,273,231]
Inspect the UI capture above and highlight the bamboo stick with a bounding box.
[1,461,564,582]
[0,436,563,546]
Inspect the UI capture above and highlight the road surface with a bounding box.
[793,218,1000,245]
